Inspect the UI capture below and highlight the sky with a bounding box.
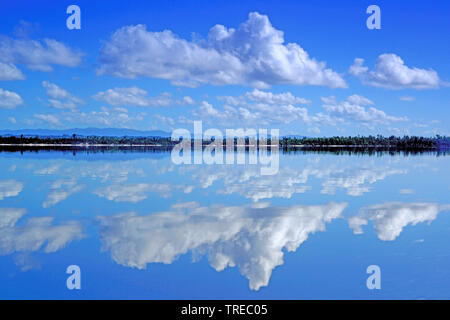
[0,0,449,137]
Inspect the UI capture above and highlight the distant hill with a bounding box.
[283,135,308,139]
[0,128,171,138]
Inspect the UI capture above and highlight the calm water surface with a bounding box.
[0,149,448,299]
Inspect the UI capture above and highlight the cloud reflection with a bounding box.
[43,179,84,208]
[0,208,84,255]
[0,180,23,200]
[349,202,450,241]
[97,201,347,290]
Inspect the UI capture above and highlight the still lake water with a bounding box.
[0,148,448,299]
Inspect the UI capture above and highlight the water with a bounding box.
[0,148,448,299]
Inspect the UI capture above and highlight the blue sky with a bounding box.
[0,0,449,136]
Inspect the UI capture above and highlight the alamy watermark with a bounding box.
[366,5,381,30]
[66,5,81,30]
[366,265,381,290]
[66,265,81,290]
[171,121,280,176]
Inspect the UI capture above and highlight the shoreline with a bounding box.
[0,143,442,149]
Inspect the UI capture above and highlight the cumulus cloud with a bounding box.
[192,93,406,127]
[97,12,346,88]
[321,95,408,124]
[349,202,450,241]
[0,36,82,72]
[0,208,84,255]
[42,81,83,110]
[93,87,194,107]
[349,54,442,89]
[0,62,25,81]
[0,88,24,109]
[31,106,147,128]
[94,87,150,107]
[245,89,311,105]
[193,99,311,126]
[0,180,24,200]
[62,107,147,128]
[97,201,347,290]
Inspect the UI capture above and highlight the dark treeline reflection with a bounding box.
[0,146,448,157]
[281,147,449,157]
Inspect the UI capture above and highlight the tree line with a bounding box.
[0,134,448,149]
[280,135,449,149]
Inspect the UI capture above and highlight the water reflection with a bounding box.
[97,202,347,290]
[349,202,450,241]
[0,180,23,200]
[0,149,448,298]
[0,208,84,256]
[43,179,84,208]
[190,160,407,200]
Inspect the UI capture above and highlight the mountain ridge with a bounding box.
[0,128,171,138]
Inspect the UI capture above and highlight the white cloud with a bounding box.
[155,114,175,126]
[0,36,82,72]
[182,96,195,105]
[399,96,415,102]
[63,107,147,128]
[245,89,311,105]
[97,12,346,88]
[346,94,374,106]
[33,114,61,126]
[0,208,84,255]
[97,201,347,290]
[93,87,194,107]
[0,180,24,200]
[349,54,441,89]
[192,93,406,127]
[321,95,408,124]
[0,88,24,109]
[0,62,25,81]
[349,202,450,241]
[193,98,311,126]
[42,81,83,110]
[94,87,151,107]
[31,107,147,128]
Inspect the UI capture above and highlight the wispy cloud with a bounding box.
[42,81,83,110]
[0,36,83,73]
